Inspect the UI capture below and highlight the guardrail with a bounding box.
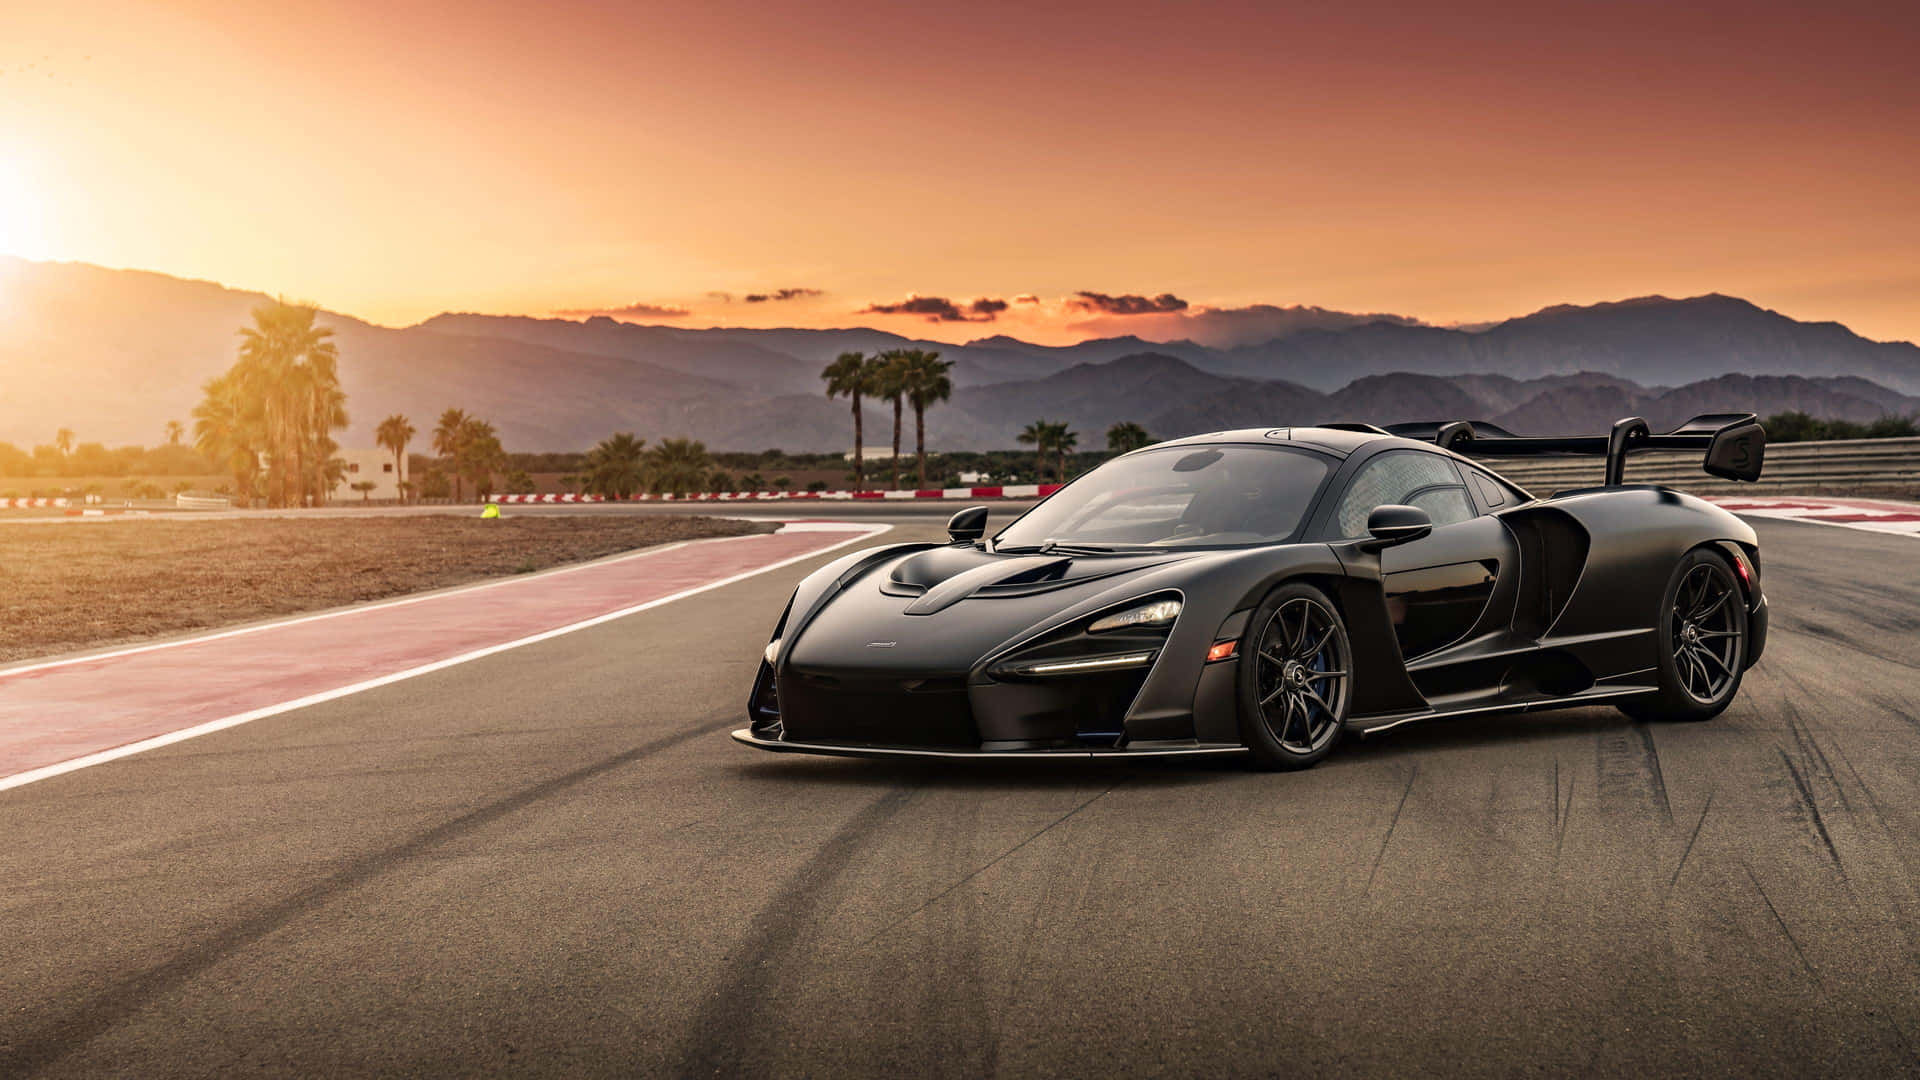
[1473,436,1920,496]
[173,493,233,511]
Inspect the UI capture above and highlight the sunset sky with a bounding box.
[1,0,1916,345]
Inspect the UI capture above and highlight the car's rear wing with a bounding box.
[1384,413,1766,485]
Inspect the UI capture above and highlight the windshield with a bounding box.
[993,444,1333,551]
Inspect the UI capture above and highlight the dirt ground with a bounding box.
[0,514,773,663]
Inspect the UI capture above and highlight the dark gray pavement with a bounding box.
[2,515,1918,1077]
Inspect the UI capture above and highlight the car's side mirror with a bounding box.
[947,505,989,543]
[1360,504,1432,552]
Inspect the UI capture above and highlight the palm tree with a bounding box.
[898,350,953,488]
[1106,421,1151,454]
[1051,422,1078,483]
[292,351,347,505]
[164,420,185,446]
[583,432,647,498]
[433,408,470,502]
[873,350,911,489]
[1018,420,1052,481]
[453,418,505,498]
[54,428,74,458]
[646,436,713,496]
[235,301,340,507]
[192,372,261,506]
[376,414,415,501]
[821,351,877,490]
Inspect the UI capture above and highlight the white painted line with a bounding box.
[0,522,890,793]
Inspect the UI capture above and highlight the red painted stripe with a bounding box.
[0,529,861,782]
[914,489,944,498]
[970,486,1003,498]
[1800,512,1920,523]
[851,491,885,499]
[1037,484,1063,496]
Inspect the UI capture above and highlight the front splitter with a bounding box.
[730,728,1250,760]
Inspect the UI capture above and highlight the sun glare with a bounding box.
[0,153,47,256]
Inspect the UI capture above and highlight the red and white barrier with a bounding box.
[0,498,71,509]
[495,485,1062,504]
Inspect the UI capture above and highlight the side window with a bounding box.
[1468,467,1528,508]
[1407,486,1475,527]
[1335,451,1471,537]
[1469,470,1505,507]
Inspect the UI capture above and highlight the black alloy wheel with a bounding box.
[1241,582,1351,770]
[1621,548,1749,723]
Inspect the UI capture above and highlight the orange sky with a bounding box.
[1,0,1916,345]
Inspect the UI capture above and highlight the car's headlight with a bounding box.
[1088,597,1181,633]
[763,638,781,666]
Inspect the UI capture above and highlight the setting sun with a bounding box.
[0,151,47,257]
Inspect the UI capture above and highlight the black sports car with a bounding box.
[733,413,1769,769]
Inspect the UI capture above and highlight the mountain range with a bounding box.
[2,256,1917,453]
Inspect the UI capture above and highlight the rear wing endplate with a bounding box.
[1385,413,1766,485]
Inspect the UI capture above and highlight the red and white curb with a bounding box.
[0,521,887,792]
[1709,495,1920,537]
[1,497,72,509]
[496,484,1063,504]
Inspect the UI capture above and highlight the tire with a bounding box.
[1619,548,1749,723]
[1238,581,1352,770]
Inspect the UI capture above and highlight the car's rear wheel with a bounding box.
[1239,582,1351,770]
[1620,548,1749,723]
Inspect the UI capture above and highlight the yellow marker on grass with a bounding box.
[481,503,501,519]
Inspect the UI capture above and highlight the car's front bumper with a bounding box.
[730,728,1248,760]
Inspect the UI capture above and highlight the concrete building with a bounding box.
[332,448,408,501]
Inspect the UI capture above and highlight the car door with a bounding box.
[1330,449,1513,660]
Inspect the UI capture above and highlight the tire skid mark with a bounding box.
[1771,668,1854,814]
[910,795,1001,1078]
[1776,747,1846,875]
[1551,761,1576,867]
[1,712,740,1078]
[1637,723,1674,825]
[1743,863,1822,985]
[860,775,1129,945]
[677,784,918,1078]
[1593,723,1672,825]
[1365,764,1417,895]
[1669,791,1714,890]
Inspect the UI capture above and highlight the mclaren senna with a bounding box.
[733,413,1769,769]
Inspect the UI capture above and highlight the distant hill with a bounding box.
[3,256,1917,452]
[1209,295,1920,393]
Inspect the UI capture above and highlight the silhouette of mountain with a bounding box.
[1207,295,1920,394]
[3,257,1917,452]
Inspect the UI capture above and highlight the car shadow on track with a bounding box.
[725,705,1664,788]
[723,755,1240,792]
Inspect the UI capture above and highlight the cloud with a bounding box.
[744,287,824,303]
[1066,302,1426,348]
[1012,294,1041,305]
[552,301,690,320]
[860,294,1007,323]
[1065,291,1190,316]
[705,291,735,304]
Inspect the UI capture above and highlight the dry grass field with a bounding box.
[0,514,773,662]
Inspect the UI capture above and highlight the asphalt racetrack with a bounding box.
[3,507,1918,1077]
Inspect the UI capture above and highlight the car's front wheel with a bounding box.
[1620,548,1750,723]
[1238,582,1352,770]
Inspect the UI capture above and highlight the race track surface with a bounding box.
[2,515,1918,1077]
